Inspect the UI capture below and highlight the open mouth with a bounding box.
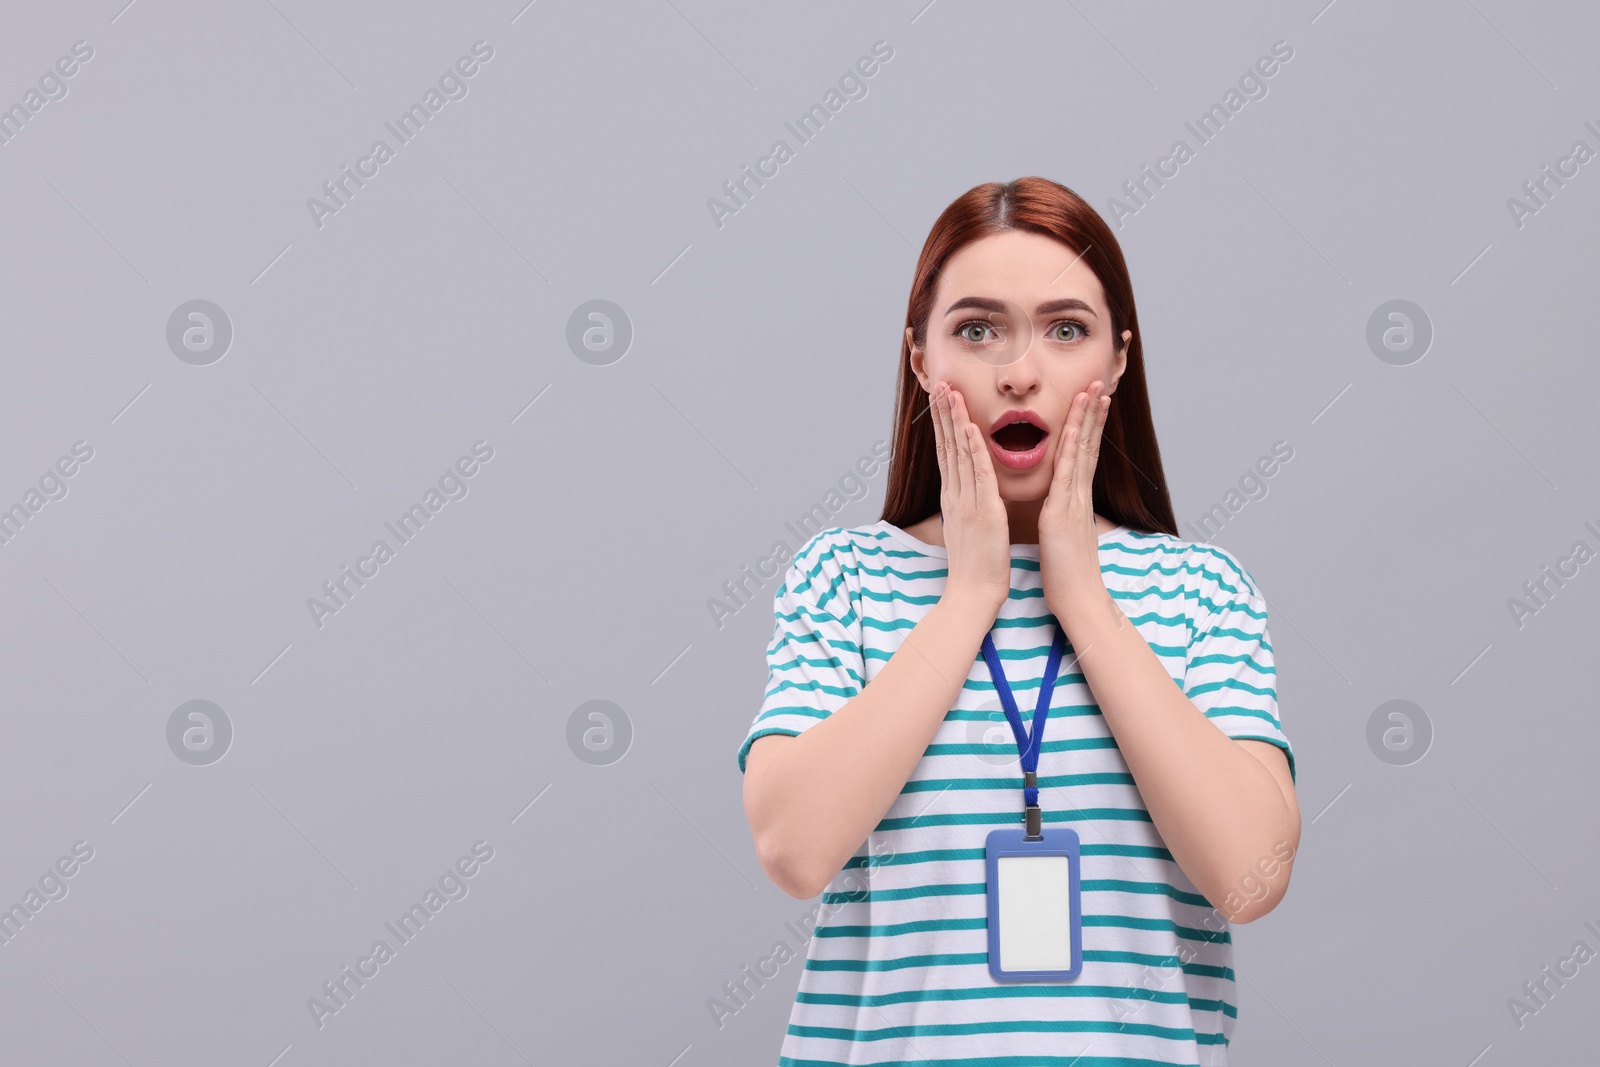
[992,421,1047,453]
[987,410,1051,471]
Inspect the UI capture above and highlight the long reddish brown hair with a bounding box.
[879,176,1177,537]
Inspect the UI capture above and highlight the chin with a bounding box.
[995,470,1051,502]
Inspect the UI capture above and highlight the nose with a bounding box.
[995,349,1042,396]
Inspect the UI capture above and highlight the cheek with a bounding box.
[923,348,969,381]
[923,358,985,399]
[1045,369,1112,426]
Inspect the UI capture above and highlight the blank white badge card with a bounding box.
[995,853,1075,972]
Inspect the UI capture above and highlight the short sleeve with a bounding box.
[1183,546,1295,785]
[736,532,866,774]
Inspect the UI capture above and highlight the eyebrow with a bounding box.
[943,296,1099,318]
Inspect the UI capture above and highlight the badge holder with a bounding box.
[984,772,1083,982]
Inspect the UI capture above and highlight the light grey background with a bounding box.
[0,0,1594,1064]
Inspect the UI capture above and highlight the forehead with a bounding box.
[934,230,1107,312]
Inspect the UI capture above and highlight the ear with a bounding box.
[906,326,931,391]
[1110,329,1132,392]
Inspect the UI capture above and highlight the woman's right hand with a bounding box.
[929,381,1012,614]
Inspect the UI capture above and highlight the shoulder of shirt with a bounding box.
[1112,530,1264,639]
[788,526,864,571]
[1106,526,1261,611]
[772,528,871,625]
[1173,535,1261,601]
[780,526,869,597]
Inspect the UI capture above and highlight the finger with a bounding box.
[937,383,964,506]
[1049,423,1073,500]
[960,392,989,508]
[965,401,1002,500]
[1076,385,1107,489]
[929,384,949,490]
[935,383,958,498]
[1052,390,1087,496]
[968,422,1004,513]
[949,387,978,505]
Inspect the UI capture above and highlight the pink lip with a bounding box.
[989,408,1045,435]
[987,430,1051,471]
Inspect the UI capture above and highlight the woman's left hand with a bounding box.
[1039,380,1112,623]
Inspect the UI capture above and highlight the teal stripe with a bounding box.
[923,735,1122,757]
[1102,559,1242,593]
[1201,705,1282,727]
[841,841,1176,869]
[898,771,1135,793]
[950,672,1183,700]
[821,882,984,904]
[1194,596,1267,624]
[815,917,987,938]
[788,1017,1201,1044]
[821,878,1210,908]
[1186,552,1257,598]
[858,585,944,608]
[1083,915,1232,944]
[771,606,860,642]
[1084,879,1212,907]
[938,701,1106,718]
[876,807,1153,832]
[768,652,866,680]
[842,847,983,868]
[1188,677,1277,701]
[776,572,860,623]
[1192,619,1271,646]
[769,629,862,675]
[795,982,1215,1010]
[806,951,986,972]
[813,915,1231,947]
[1187,649,1275,676]
[763,677,858,701]
[805,948,1212,975]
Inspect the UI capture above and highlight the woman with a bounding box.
[738,176,1299,1066]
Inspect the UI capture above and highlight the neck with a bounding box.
[1005,498,1044,544]
[926,501,1107,547]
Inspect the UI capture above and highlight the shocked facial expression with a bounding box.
[907,229,1132,501]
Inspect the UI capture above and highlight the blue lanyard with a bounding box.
[980,626,1067,840]
[937,513,1065,836]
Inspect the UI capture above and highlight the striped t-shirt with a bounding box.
[737,520,1294,1067]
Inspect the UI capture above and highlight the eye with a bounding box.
[953,319,1004,345]
[1049,318,1090,344]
